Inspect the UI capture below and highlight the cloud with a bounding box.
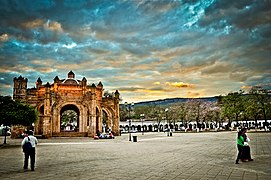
[166,82,195,88]
[201,61,232,75]
[136,0,180,14]
[22,19,44,29]
[200,0,271,37]
[44,20,63,32]
[0,1,270,102]
[0,33,9,42]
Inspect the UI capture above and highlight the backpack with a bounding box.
[23,137,32,152]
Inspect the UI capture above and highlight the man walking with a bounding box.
[21,130,38,171]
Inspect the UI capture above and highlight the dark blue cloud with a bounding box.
[0,0,270,102]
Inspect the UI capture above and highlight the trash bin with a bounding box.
[170,132,172,136]
[133,136,137,142]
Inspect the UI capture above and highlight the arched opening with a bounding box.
[159,124,163,132]
[143,125,148,132]
[102,110,108,133]
[39,105,44,115]
[36,105,44,135]
[137,125,141,132]
[125,125,129,131]
[148,125,153,132]
[96,107,100,133]
[154,125,158,132]
[60,104,79,132]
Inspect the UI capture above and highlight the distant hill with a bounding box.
[121,97,218,107]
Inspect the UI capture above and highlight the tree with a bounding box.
[170,102,187,126]
[0,96,38,144]
[249,86,271,128]
[244,95,261,128]
[61,110,78,131]
[185,99,205,128]
[221,90,245,128]
[149,106,165,131]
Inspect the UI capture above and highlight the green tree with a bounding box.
[221,91,245,128]
[250,86,271,128]
[0,95,38,144]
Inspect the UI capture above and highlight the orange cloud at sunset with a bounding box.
[22,19,63,32]
[22,19,44,29]
[166,82,195,88]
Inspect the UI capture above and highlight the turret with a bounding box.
[68,70,75,79]
[115,90,120,99]
[97,81,103,89]
[13,75,28,100]
[96,81,103,101]
[36,77,42,89]
[82,77,87,86]
[54,76,60,83]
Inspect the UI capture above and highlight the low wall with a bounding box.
[52,132,88,137]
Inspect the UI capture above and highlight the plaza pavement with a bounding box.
[0,131,270,180]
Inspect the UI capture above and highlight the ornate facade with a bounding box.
[13,71,120,138]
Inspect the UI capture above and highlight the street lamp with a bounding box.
[165,108,169,136]
[125,102,134,141]
[140,114,145,135]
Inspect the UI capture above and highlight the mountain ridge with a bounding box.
[122,97,218,107]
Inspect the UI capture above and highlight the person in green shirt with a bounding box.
[235,128,246,164]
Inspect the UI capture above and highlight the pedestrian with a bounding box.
[235,128,246,164]
[241,130,253,162]
[21,130,38,171]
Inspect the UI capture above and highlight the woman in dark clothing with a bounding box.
[241,132,253,162]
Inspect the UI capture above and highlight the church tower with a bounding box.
[13,75,28,100]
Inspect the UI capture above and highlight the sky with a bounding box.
[0,0,271,103]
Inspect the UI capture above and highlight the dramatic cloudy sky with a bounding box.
[0,0,270,103]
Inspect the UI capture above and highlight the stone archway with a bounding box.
[102,108,113,133]
[60,104,80,132]
[13,72,120,137]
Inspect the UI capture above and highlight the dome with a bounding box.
[63,79,79,85]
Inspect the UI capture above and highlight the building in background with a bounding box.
[13,71,120,138]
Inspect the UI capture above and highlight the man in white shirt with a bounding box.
[21,130,38,171]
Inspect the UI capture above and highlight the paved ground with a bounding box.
[0,131,270,180]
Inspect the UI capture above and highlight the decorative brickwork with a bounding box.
[13,71,120,138]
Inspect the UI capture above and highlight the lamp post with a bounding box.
[140,114,145,135]
[165,108,169,136]
[125,102,134,141]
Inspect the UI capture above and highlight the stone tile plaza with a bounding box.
[1,131,271,180]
